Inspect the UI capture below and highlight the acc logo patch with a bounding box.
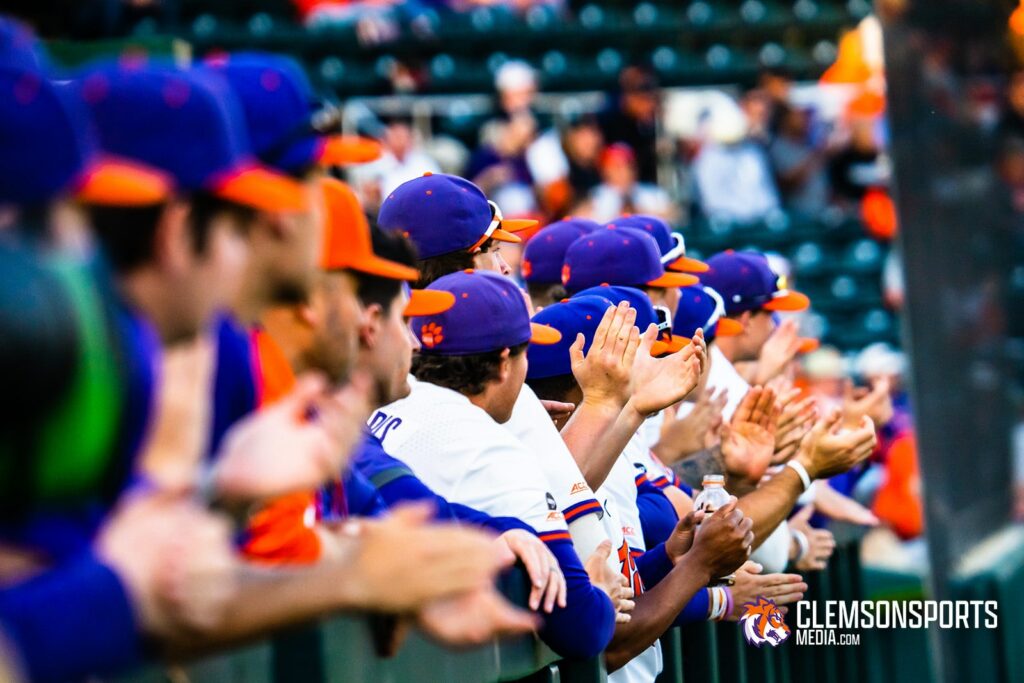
[570,482,589,495]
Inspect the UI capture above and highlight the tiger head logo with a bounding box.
[740,597,791,648]
[420,322,444,349]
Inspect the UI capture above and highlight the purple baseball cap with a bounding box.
[521,218,600,284]
[0,65,172,207]
[572,284,686,356]
[0,17,47,71]
[701,251,810,315]
[202,52,381,176]
[527,295,613,379]
[378,173,537,259]
[76,62,307,213]
[411,269,561,355]
[673,285,744,343]
[606,214,708,274]
[561,225,698,293]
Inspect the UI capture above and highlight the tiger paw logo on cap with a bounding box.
[521,259,532,278]
[561,263,571,285]
[740,597,791,647]
[420,322,444,348]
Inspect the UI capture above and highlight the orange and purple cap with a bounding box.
[0,64,171,207]
[561,225,697,293]
[521,218,600,284]
[318,177,453,317]
[607,214,708,274]
[202,53,381,175]
[674,285,743,343]
[77,63,306,213]
[411,270,560,355]
[572,284,687,356]
[378,173,536,259]
[701,251,810,315]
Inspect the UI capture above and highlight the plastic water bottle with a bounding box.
[692,474,735,583]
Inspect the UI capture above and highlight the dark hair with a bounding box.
[525,373,578,404]
[353,228,419,313]
[416,238,495,288]
[527,281,567,306]
[412,342,527,396]
[88,194,254,273]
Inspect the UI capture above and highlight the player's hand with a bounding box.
[754,318,802,385]
[773,387,817,464]
[810,483,879,527]
[497,529,566,613]
[725,561,806,621]
[570,302,639,411]
[539,400,576,423]
[796,410,878,481]
[664,508,705,563]
[335,503,511,612]
[721,387,779,484]
[627,327,706,418]
[212,371,373,502]
[584,541,635,623]
[96,493,239,638]
[842,377,894,429]
[688,497,754,579]
[789,505,837,571]
[416,586,539,647]
[655,389,727,465]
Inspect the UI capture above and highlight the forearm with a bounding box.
[604,555,711,672]
[560,399,631,490]
[736,469,804,551]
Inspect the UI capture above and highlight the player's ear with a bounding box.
[737,310,752,333]
[496,347,512,383]
[153,200,193,275]
[360,302,384,349]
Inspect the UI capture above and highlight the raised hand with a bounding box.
[416,586,539,646]
[842,377,894,429]
[789,505,837,571]
[212,371,374,502]
[795,410,878,481]
[726,561,806,621]
[628,327,706,418]
[811,482,879,527]
[584,540,635,623]
[655,389,727,465]
[721,387,779,484]
[497,529,567,613]
[755,318,803,385]
[539,399,576,423]
[665,508,706,563]
[773,387,817,464]
[689,497,754,579]
[569,302,640,410]
[335,503,511,612]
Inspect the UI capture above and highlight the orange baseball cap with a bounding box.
[318,177,455,317]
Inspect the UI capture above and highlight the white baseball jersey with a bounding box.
[370,377,568,539]
[705,343,751,421]
[504,384,603,524]
[603,432,663,683]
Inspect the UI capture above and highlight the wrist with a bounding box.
[580,392,628,417]
[677,552,713,586]
[786,459,812,491]
[622,397,650,423]
[794,449,818,481]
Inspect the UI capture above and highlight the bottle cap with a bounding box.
[702,474,725,487]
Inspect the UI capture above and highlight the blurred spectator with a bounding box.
[800,345,846,412]
[828,97,891,205]
[996,69,1024,143]
[769,104,831,217]
[561,115,604,205]
[693,104,780,222]
[468,112,540,216]
[298,0,402,45]
[996,136,1024,213]
[759,67,795,136]
[598,66,660,184]
[524,114,605,218]
[588,143,673,222]
[350,115,441,215]
[740,88,774,146]
[495,60,539,119]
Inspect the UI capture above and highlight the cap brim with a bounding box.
[491,228,523,244]
[318,136,383,166]
[75,156,172,206]
[530,322,562,345]
[501,218,539,234]
[213,164,308,213]
[667,255,710,273]
[651,335,689,357]
[763,290,811,312]
[797,337,820,353]
[348,254,420,282]
[403,289,455,317]
[715,317,744,336]
[647,271,700,288]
